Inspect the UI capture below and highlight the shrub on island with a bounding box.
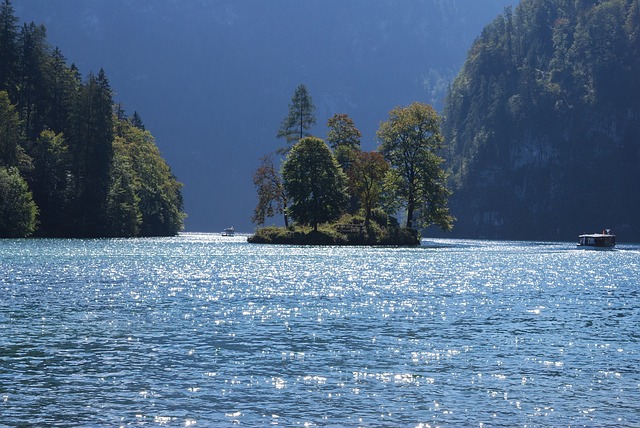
[248,215,419,246]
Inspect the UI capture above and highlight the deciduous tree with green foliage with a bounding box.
[0,166,37,237]
[326,113,362,174]
[326,113,363,212]
[111,116,185,237]
[348,151,389,229]
[282,137,348,231]
[276,84,316,154]
[106,134,141,237]
[377,102,454,230]
[326,113,361,152]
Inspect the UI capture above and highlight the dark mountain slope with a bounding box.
[442,0,640,241]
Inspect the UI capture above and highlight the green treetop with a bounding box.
[377,102,454,230]
[326,113,361,151]
[282,136,348,231]
[348,151,389,229]
[326,113,362,174]
[110,116,185,237]
[0,166,37,237]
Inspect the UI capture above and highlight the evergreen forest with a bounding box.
[0,0,185,238]
[443,0,640,240]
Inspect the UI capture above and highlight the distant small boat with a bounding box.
[222,226,235,237]
[577,229,615,249]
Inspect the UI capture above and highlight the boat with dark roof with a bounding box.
[577,229,615,249]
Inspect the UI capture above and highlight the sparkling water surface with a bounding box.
[1,234,639,426]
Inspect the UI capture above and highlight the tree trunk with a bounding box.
[283,198,289,228]
[406,189,415,229]
[406,206,414,229]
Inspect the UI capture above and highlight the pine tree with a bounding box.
[67,70,114,237]
[348,151,389,229]
[106,135,141,237]
[17,22,49,139]
[28,130,68,236]
[276,84,316,154]
[46,47,76,133]
[0,0,19,99]
[130,111,145,130]
[0,90,20,167]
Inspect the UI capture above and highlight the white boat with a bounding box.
[577,229,615,249]
[222,226,235,237]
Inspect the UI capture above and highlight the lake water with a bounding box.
[1,233,639,427]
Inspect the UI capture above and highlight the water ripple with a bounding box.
[1,235,639,426]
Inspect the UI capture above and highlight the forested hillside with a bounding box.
[0,0,184,237]
[443,0,640,240]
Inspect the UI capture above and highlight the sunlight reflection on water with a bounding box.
[1,234,639,426]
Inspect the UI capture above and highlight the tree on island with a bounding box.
[326,113,361,152]
[252,153,288,227]
[282,137,348,232]
[348,151,389,230]
[276,84,316,154]
[326,113,362,174]
[326,113,363,212]
[251,84,453,245]
[377,102,454,231]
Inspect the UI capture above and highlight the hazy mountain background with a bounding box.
[16,0,519,233]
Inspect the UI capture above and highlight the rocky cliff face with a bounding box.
[441,0,640,241]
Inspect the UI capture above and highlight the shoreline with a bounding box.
[247,226,420,247]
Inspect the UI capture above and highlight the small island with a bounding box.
[247,215,419,246]
[249,85,454,246]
